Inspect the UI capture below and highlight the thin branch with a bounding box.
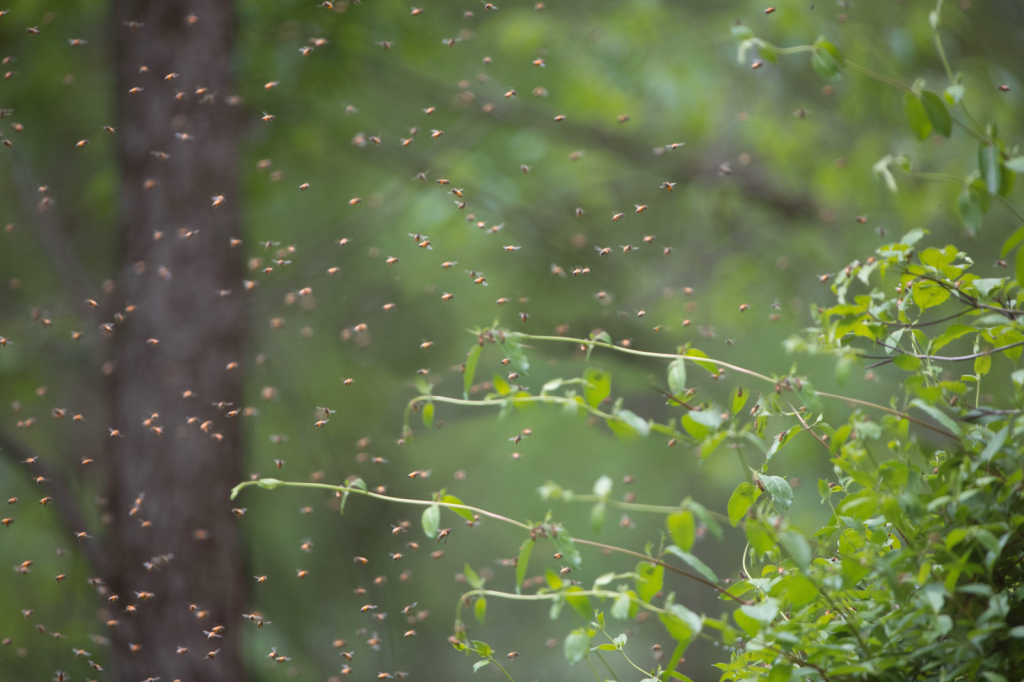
[502,332,960,439]
[0,430,108,577]
[860,339,1024,362]
[787,403,832,453]
[231,479,750,604]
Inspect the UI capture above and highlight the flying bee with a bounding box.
[437,528,452,543]
[254,575,268,584]
[661,181,676,190]
[354,556,369,564]
[596,247,611,257]
[503,245,521,252]
[560,566,572,575]
[441,261,458,269]
[620,244,638,253]
[612,212,625,221]
[635,204,648,213]
[765,6,776,12]
[496,297,510,305]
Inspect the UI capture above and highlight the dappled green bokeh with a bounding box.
[1,0,1022,679]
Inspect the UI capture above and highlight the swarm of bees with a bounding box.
[0,0,873,679]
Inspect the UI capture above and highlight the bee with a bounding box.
[507,652,520,660]
[360,604,378,613]
[441,261,458,269]
[1,518,13,527]
[560,566,572,575]
[56,573,67,582]
[420,341,434,349]
[354,556,369,564]
[998,84,1010,92]
[343,378,355,385]
[386,256,399,266]
[441,292,455,302]
[40,497,53,505]
[661,181,676,190]
[739,303,749,312]
[856,215,868,223]
[254,575,268,584]
[207,649,221,659]
[430,129,444,139]
[595,247,612,257]
[765,6,776,12]
[315,419,330,429]
[176,646,189,655]
[503,245,522,252]
[437,527,453,543]
[128,86,143,94]
[296,569,310,578]
[612,212,625,221]
[299,183,311,191]
[261,111,275,123]
[620,244,638,253]
[411,6,424,14]
[752,61,763,69]
[504,89,516,98]
[496,297,510,305]
[664,246,673,255]
[203,629,222,640]
[635,204,649,213]
[76,139,89,147]
[211,195,225,207]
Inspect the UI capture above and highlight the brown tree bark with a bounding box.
[106,0,247,680]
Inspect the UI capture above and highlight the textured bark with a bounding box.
[107,1,247,680]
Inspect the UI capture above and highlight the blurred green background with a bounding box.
[1,0,1022,680]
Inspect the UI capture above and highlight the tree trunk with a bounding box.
[107,1,247,680]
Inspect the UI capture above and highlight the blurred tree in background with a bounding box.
[0,0,1022,681]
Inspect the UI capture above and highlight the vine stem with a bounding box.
[408,393,615,420]
[231,479,751,605]
[503,332,958,440]
[555,493,730,523]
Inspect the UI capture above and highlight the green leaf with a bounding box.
[442,495,476,523]
[464,344,482,399]
[563,631,591,664]
[912,281,950,309]
[667,358,687,395]
[759,475,794,509]
[731,387,749,416]
[974,354,992,376]
[1005,157,1024,173]
[904,92,932,140]
[769,664,794,682]
[728,482,759,526]
[664,545,719,584]
[1001,225,1024,257]
[661,602,702,641]
[464,563,484,589]
[566,587,592,619]
[611,409,650,438]
[635,562,664,602]
[422,503,440,538]
[779,532,811,570]
[492,374,511,395]
[980,143,1001,195]
[611,590,637,619]
[1017,245,1024,288]
[893,354,922,371]
[910,398,963,437]
[515,539,533,594]
[667,511,696,552]
[583,367,611,408]
[472,640,493,658]
[730,24,753,40]
[944,84,964,105]
[590,503,607,533]
[810,44,841,81]
[474,597,487,624]
[932,324,975,352]
[473,660,490,673]
[741,597,779,624]
[744,523,775,555]
[920,91,951,137]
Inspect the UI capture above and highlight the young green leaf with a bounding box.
[515,539,533,594]
[464,344,482,399]
[422,503,440,538]
[464,563,483,589]
[920,91,951,137]
[421,402,434,427]
[563,631,591,664]
[474,597,487,624]
[442,495,476,522]
[666,510,696,552]
[667,357,687,395]
[727,482,759,526]
[903,92,932,140]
